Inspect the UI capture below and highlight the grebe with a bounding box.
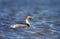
[10,16,31,28]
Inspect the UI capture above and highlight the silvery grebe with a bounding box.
[10,16,31,28]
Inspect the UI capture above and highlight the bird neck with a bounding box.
[26,19,30,26]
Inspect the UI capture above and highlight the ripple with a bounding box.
[0,0,60,39]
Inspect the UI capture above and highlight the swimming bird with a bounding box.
[10,16,31,28]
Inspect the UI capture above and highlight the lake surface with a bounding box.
[0,0,60,39]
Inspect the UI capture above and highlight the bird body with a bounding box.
[10,16,31,28]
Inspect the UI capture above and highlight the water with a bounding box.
[0,0,60,39]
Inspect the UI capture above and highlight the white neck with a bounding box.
[26,19,30,25]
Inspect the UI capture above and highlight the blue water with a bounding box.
[0,0,60,39]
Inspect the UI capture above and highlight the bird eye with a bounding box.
[29,18,31,20]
